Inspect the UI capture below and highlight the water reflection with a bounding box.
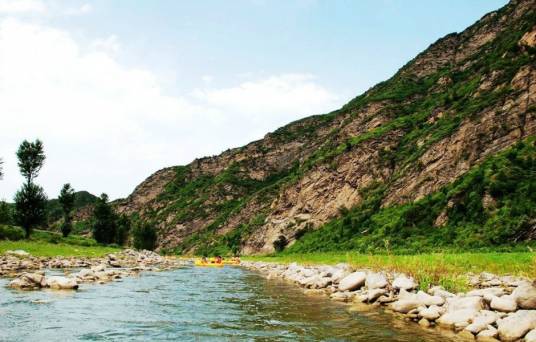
[0,266,460,341]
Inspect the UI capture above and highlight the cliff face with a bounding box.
[117,0,536,254]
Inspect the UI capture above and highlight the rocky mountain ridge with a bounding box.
[116,0,536,255]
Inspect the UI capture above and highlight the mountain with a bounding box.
[116,0,536,255]
[47,191,98,223]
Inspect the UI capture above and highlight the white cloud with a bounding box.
[63,3,91,16]
[0,0,46,13]
[0,18,341,200]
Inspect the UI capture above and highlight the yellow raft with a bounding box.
[194,260,224,267]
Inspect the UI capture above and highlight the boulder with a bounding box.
[436,309,478,329]
[338,271,366,291]
[392,275,417,291]
[419,305,443,321]
[45,276,79,290]
[467,288,505,302]
[512,283,536,310]
[415,291,445,306]
[429,286,455,298]
[330,291,351,302]
[330,268,352,284]
[8,272,45,290]
[391,299,421,314]
[365,273,388,289]
[367,288,387,302]
[465,311,498,334]
[418,318,430,328]
[525,329,536,342]
[477,325,498,339]
[497,310,536,342]
[490,295,517,312]
[445,296,484,312]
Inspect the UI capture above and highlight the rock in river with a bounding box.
[338,272,366,291]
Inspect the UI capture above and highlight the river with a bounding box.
[0,265,460,341]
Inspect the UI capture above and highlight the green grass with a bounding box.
[0,228,120,257]
[243,252,536,293]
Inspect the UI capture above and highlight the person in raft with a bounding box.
[215,256,223,264]
[201,257,208,263]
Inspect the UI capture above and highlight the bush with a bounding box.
[0,225,25,241]
[132,222,157,251]
[273,235,288,252]
[61,221,72,238]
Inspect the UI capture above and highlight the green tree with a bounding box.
[132,221,157,251]
[16,140,45,184]
[0,201,13,225]
[14,140,48,238]
[92,193,117,244]
[58,183,76,237]
[14,183,47,238]
[115,214,131,246]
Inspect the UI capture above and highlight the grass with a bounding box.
[243,251,536,293]
[0,228,120,257]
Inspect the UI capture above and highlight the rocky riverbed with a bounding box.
[242,261,536,342]
[1,249,184,290]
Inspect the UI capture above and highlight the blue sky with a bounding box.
[0,0,507,199]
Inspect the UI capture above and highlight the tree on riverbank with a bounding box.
[14,140,48,238]
[132,221,157,251]
[58,184,75,237]
[92,194,117,244]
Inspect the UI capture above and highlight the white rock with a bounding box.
[338,271,367,291]
[525,329,536,342]
[445,296,484,312]
[467,287,505,302]
[391,299,421,314]
[437,309,478,329]
[330,268,352,284]
[428,286,455,298]
[497,310,536,342]
[5,250,30,258]
[45,276,79,290]
[490,295,517,312]
[416,291,445,306]
[392,275,417,290]
[365,273,388,289]
[419,305,443,321]
[465,311,498,334]
[367,288,387,302]
[512,283,536,310]
[477,325,498,339]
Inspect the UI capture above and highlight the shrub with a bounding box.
[132,221,157,251]
[0,225,25,241]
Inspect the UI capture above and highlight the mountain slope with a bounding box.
[117,0,536,255]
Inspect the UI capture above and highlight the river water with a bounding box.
[0,266,460,341]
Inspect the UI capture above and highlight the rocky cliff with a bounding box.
[117,0,536,255]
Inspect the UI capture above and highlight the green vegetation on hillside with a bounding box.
[287,138,536,254]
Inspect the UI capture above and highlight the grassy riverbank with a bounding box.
[243,252,536,292]
[0,226,120,257]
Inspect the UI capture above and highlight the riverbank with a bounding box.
[1,248,183,290]
[242,259,536,342]
[244,252,536,293]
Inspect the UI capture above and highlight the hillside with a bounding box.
[116,0,536,255]
[47,191,98,223]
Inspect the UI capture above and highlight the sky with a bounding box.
[0,0,508,201]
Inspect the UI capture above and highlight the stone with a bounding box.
[497,310,536,342]
[391,299,421,314]
[418,318,430,328]
[419,305,442,321]
[330,268,352,284]
[458,330,475,340]
[490,295,517,312]
[392,275,417,291]
[428,286,455,298]
[330,292,351,302]
[525,329,536,342]
[512,283,536,309]
[367,288,387,302]
[465,311,498,334]
[338,271,366,291]
[445,296,484,312]
[437,309,478,329]
[477,326,498,340]
[45,276,79,290]
[365,273,388,289]
[467,288,505,302]
[415,291,445,306]
[5,250,30,258]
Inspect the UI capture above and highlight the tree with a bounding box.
[92,193,117,244]
[115,214,131,246]
[14,140,48,238]
[0,201,13,225]
[58,183,75,237]
[14,183,47,238]
[132,221,157,251]
[16,140,45,184]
